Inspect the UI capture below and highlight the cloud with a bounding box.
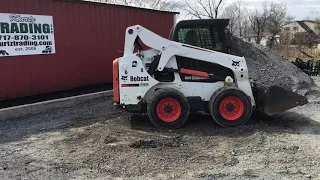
[176,0,319,21]
[236,0,320,19]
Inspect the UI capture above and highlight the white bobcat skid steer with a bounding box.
[113,24,308,129]
[113,25,257,128]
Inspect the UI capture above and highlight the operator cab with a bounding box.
[169,19,232,54]
[168,19,234,83]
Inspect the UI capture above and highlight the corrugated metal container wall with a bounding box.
[0,0,176,101]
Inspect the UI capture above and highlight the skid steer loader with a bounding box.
[113,19,308,128]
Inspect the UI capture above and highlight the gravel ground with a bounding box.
[0,77,320,180]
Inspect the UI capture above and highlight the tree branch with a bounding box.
[197,0,212,18]
[183,0,226,19]
[214,0,223,18]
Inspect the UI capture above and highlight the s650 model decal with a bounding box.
[121,83,149,87]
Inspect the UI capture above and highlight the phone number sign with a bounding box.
[0,13,56,57]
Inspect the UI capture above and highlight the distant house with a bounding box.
[281,20,320,46]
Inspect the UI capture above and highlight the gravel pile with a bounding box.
[230,36,320,97]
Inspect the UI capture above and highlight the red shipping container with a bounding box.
[0,0,177,101]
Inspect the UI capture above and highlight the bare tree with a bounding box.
[134,0,182,11]
[81,0,181,11]
[221,3,237,34]
[183,0,226,19]
[117,0,134,5]
[305,10,320,21]
[81,0,134,5]
[249,7,269,44]
[265,2,292,48]
[221,0,249,38]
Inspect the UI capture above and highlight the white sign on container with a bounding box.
[0,13,55,57]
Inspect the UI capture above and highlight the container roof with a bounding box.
[55,0,180,14]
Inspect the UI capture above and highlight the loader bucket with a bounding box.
[252,83,309,116]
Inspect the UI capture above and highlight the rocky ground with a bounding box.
[231,37,320,97]
[0,78,320,180]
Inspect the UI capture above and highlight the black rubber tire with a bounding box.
[147,88,190,129]
[208,86,252,127]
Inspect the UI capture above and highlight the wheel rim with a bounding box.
[219,96,244,121]
[156,97,181,122]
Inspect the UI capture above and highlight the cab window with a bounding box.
[177,26,223,52]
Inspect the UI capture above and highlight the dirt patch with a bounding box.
[104,135,118,144]
[129,136,183,149]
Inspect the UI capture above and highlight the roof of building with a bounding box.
[285,20,320,25]
[299,20,320,23]
[55,0,180,14]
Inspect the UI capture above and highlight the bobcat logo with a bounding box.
[121,75,128,81]
[0,50,9,56]
[232,60,240,67]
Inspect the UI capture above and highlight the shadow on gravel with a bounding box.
[129,111,320,137]
[0,97,121,144]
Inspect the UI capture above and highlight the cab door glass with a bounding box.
[177,27,223,52]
